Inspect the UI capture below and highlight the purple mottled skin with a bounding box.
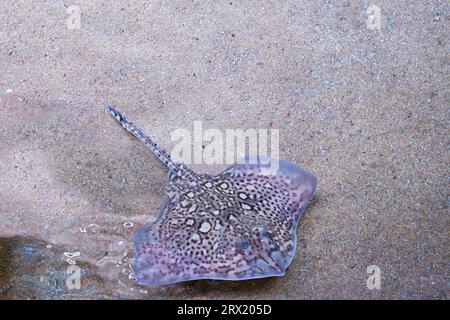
[108,106,317,285]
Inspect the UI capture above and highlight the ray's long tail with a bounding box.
[107,106,179,173]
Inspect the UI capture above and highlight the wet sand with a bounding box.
[0,1,448,299]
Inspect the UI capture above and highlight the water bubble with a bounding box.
[64,251,80,259]
[123,222,133,228]
[23,246,37,254]
[87,223,100,234]
[128,272,137,280]
[79,227,87,233]
[63,252,79,265]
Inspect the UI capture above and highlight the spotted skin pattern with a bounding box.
[108,106,318,285]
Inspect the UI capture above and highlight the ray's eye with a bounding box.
[261,231,271,239]
[240,240,250,250]
[261,231,274,244]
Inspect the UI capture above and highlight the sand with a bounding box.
[0,1,448,299]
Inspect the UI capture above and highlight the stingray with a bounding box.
[107,106,317,285]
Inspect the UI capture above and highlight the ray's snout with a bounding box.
[277,160,317,208]
[297,167,318,202]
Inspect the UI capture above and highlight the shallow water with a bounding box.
[0,232,282,299]
[0,90,285,299]
[0,91,147,298]
[0,222,143,299]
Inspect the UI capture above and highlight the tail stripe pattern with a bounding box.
[107,106,179,173]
